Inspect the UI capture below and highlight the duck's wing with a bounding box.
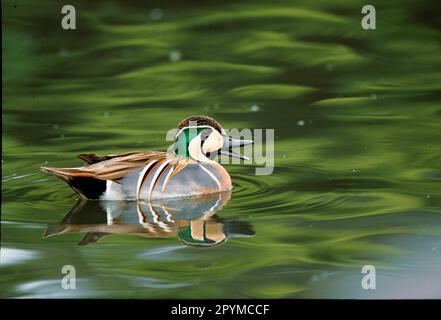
[41,151,191,199]
[43,151,174,180]
[78,151,169,181]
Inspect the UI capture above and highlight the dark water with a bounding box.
[2,0,441,298]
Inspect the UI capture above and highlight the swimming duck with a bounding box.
[41,115,253,200]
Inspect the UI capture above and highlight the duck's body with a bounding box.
[102,153,232,200]
[43,151,231,200]
[41,116,251,201]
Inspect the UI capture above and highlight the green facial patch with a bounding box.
[174,127,206,158]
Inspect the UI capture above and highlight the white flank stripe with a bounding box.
[199,164,221,191]
[148,160,172,200]
[136,160,158,200]
[161,165,175,192]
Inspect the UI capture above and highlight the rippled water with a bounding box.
[2,0,441,298]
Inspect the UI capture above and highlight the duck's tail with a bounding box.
[41,166,106,199]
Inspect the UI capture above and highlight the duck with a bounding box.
[41,115,253,200]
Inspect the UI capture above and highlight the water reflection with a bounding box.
[44,191,255,247]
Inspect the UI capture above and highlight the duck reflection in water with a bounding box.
[44,191,255,247]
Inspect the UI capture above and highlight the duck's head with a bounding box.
[173,115,253,163]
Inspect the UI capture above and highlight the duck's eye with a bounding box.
[205,149,221,159]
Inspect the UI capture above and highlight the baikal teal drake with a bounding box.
[41,115,253,201]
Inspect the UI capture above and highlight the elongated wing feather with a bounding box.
[76,152,140,164]
[87,151,169,181]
